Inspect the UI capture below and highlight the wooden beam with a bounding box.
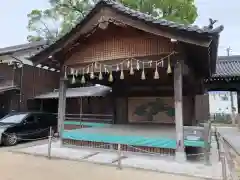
[65,52,175,66]
[57,67,67,144]
[174,61,186,161]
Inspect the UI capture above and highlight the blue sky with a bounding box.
[0,0,239,56]
[0,0,50,47]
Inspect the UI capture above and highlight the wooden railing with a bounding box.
[210,113,232,124]
[65,113,113,124]
[184,120,212,164]
[217,132,239,180]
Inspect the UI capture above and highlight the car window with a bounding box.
[0,113,28,123]
[35,114,48,125]
[36,114,45,121]
[25,115,38,124]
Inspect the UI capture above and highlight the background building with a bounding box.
[0,41,59,116]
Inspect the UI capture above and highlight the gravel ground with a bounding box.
[0,151,209,180]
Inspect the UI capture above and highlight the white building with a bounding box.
[209,91,238,114]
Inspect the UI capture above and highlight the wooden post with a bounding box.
[40,100,43,111]
[48,126,52,159]
[237,92,240,130]
[221,153,227,180]
[203,122,210,165]
[237,114,240,131]
[174,61,186,162]
[230,91,235,125]
[79,97,83,128]
[214,126,221,161]
[117,144,122,169]
[58,75,67,145]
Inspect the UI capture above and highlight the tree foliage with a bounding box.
[27,9,60,42]
[27,0,198,42]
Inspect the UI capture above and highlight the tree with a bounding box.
[27,9,60,42]
[27,0,198,42]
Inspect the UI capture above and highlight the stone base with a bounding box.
[175,151,186,162]
[63,139,176,155]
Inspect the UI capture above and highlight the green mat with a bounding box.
[63,129,204,149]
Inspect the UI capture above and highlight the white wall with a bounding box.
[209,91,238,114]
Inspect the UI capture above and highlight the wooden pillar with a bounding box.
[203,122,211,165]
[174,61,186,161]
[40,100,43,111]
[191,95,196,125]
[237,91,240,114]
[195,94,209,124]
[115,97,128,124]
[58,76,67,144]
[237,91,240,130]
[230,91,236,125]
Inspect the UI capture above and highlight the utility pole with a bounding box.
[226,47,236,124]
[230,92,235,124]
[226,46,231,56]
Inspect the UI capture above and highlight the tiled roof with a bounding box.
[0,41,47,56]
[34,85,111,99]
[213,56,240,77]
[99,0,223,35]
[30,0,223,64]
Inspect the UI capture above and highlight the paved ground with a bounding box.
[0,131,224,180]
[0,139,49,152]
[0,151,214,180]
[217,126,240,178]
[11,140,222,179]
[217,126,240,154]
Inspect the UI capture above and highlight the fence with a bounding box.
[184,120,212,165]
[7,124,240,179]
[3,126,212,162]
[217,131,240,180]
[59,135,212,169]
[210,113,232,124]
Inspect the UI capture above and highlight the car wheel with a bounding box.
[3,133,18,146]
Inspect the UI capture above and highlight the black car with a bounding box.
[0,112,57,146]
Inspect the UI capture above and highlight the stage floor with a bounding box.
[63,124,204,149]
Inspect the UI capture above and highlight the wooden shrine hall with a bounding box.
[30,0,223,161]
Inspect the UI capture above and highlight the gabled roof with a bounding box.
[213,55,240,77]
[0,41,47,56]
[88,0,222,34]
[29,0,224,74]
